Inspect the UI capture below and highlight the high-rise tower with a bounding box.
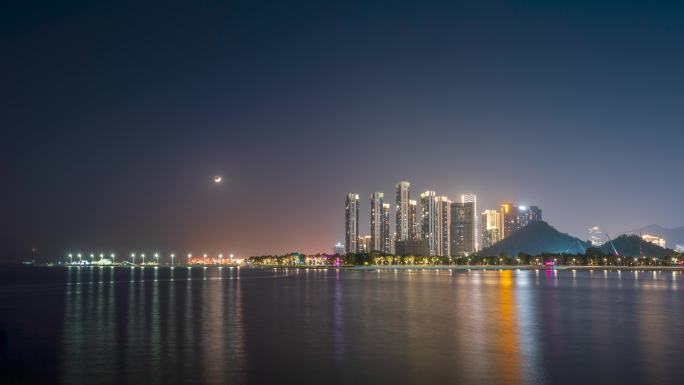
[370,192,385,252]
[408,199,418,239]
[450,200,474,256]
[421,191,450,256]
[528,206,542,223]
[461,193,479,251]
[500,202,517,239]
[516,205,531,228]
[420,191,437,256]
[395,181,411,241]
[382,203,391,253]
[345,193,360,253]
[516,205,542,230]
[435,196,452,256]
[481,210,502,248]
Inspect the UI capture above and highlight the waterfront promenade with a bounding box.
[36,263,684,272]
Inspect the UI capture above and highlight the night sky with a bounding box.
[2,0,683,261]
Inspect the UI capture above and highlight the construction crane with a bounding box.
[604,232,620,256]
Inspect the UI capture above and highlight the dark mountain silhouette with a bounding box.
[601,234,677,257]
[627,224,684,250]
[479,221,589,256]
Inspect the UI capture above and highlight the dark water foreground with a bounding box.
[1,266,683,385]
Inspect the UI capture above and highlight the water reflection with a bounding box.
[59,267,247,385]
[46,267,684,385]
[496,270,522,384]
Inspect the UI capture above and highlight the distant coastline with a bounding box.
[22,263,684,272]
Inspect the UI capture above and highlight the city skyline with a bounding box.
[3,1,684,262]
[346,181,547,256]
[4,2,684,385]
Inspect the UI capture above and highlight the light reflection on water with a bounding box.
[1,267,684,384]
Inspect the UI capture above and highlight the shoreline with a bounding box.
[350,265,684,271]
[23,264,684,272]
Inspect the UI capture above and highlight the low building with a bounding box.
[642,234,666,248]
[305,254,339,266]
[395,239,429,257]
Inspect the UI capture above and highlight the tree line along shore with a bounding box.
[248,250,684,267]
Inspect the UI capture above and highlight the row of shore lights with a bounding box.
[66,253,235,264]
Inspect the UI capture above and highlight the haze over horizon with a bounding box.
[2,0,683,261]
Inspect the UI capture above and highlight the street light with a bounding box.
[99,253,104,261]
[154,253,159,265]
[68,253,73,264]
[187,253,192,263]
[141,253,146,264]
[110,253,115,263]
[170,253,175,265]
[90,253,95,262]
[131,253,136,264]
[77,253,82,262]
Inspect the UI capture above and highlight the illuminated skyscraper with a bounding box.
[461,193,479,251]
[450,203,465,256]
[500,202,517,239]
[408,199,418,239]
[390,232,397,255]
[345,193,360,253]
[420,191,437,256]
[395,181,411,241]
[422,192,451,256]
[528,206,542,223]
[382,203,391,253]
[481,210,502,248]
[450,201,475,256]
[436,196,451,256]
[516,205,542,229]
[516,205,531,228]
[370,192,385,252]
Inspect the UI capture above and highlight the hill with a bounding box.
[627,224,684,250]
[479,221,590,256]
[601,234,677,257]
